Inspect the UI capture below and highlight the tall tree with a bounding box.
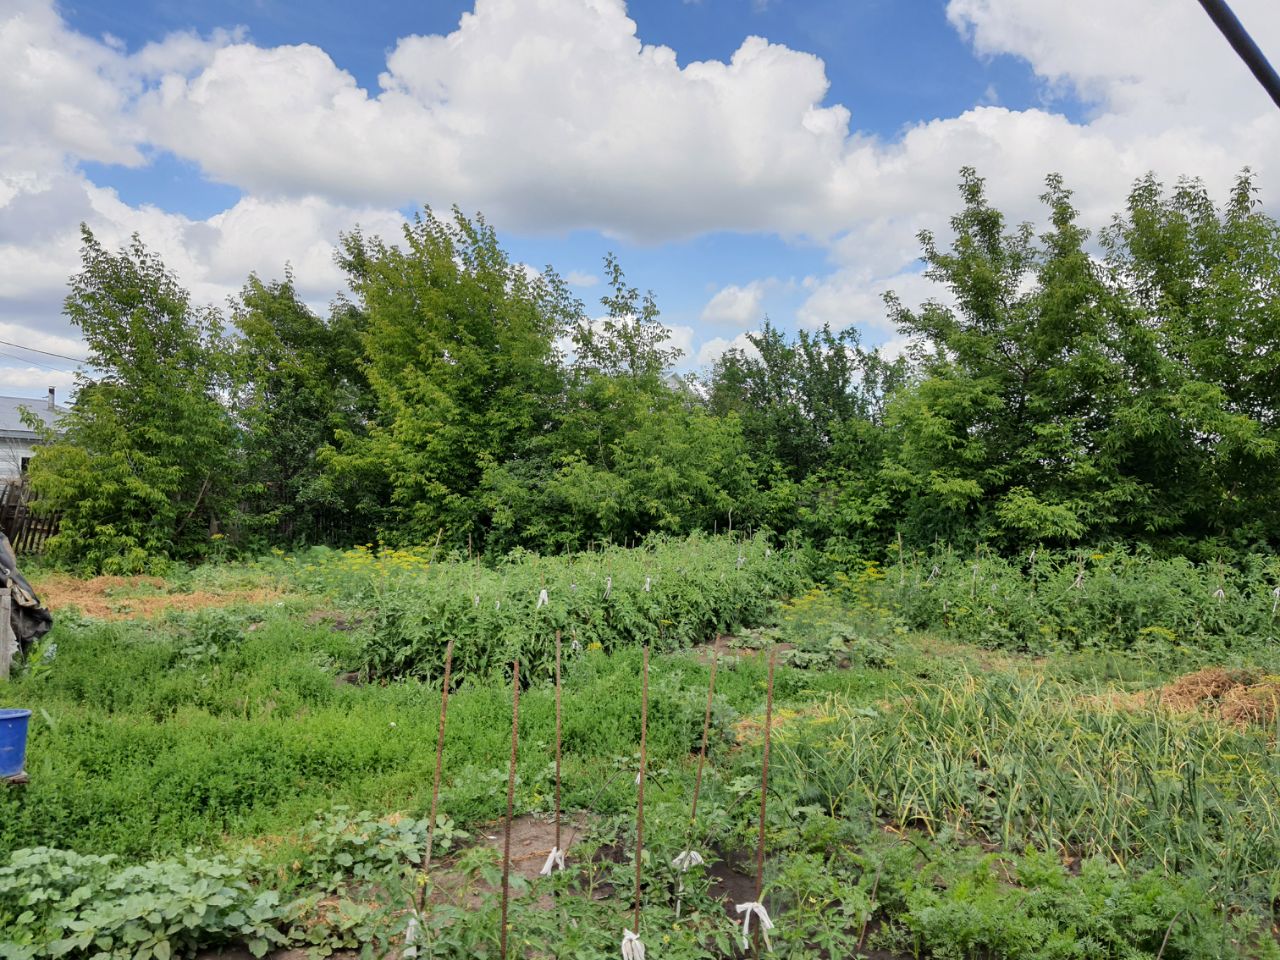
[28,228,237,572]
[708,321,906,481]
[478,255,763,552]
[230,272,372,547]
[327,209,575,547]
[1101,171,1280,549]
[882,169,1128,547]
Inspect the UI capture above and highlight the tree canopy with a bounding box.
[28,170,1280,570]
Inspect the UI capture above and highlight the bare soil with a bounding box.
[32,574,285,620]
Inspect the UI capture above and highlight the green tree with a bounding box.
[705,321,910,556]
[879,169,1130,548]
[230,272,373,547]
[708,320,907,481]
[28,228,237,572]
[479,256,765,552]
[571,253,683,379]
[1100,171,1280,550]
[327,209,576,548]
[879,167,1280,554]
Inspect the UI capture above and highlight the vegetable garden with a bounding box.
[2,536,1280,959]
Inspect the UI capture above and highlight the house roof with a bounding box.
[0,396,65,440]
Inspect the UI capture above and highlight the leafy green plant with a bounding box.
[877,546,1280,659]
[0,847,289,959]
[292,808,466,892]
[332,532,809,681]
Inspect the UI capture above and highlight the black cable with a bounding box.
[0,338,88,364]
[1196,0,1280,110]
[0,351,73,374]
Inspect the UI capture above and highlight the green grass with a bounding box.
[5,551,1280,958]
[0,601,890,862]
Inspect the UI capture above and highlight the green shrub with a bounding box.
[330,533,810,681]
[877,547,1280,658]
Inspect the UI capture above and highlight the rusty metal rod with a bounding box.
[691,652,718,822]
[416,638,455,915]
[500,659,520,960]
[633,646,650,933]
[554,631,563,854]
[754,649,777,901]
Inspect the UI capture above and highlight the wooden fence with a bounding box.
[0,481,59,555]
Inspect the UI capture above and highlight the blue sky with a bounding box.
[64,0,1063,348]
[2,0,1278,396]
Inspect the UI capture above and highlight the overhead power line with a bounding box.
[0,350,74,373]
[0,338,89,365]
[1196,0,1280,110]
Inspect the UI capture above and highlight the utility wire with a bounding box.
[1196,0,1280,110]
[0,338,89,365]
[0,351,74,374]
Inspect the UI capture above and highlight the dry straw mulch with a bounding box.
[1086,667,1280,729]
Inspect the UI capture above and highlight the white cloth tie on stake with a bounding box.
[644,577,651,592]
[671,849,704,918]
[604,576,612,599]
[539,846,565,875]
[402,913,421,958]
[621,929,645,959]
[473,595,480,607]
[735,901,775,951]
[537,588,549,609]
[671,850,704,872]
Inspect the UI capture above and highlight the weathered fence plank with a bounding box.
[0,481,58,555]
[0,587,12,680]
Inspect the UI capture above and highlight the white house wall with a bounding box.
[0,439,38,480]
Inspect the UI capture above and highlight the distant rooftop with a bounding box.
[0,392,66,439]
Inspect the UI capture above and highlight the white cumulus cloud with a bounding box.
[3,0,1280,383]
[700,280,771,327]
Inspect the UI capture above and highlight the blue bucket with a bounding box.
[0,709,32,777]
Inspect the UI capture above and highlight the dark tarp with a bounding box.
[0,532,52,653]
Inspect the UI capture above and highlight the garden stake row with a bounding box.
[622,646,650,960]
[737,648,777,955]
[540,631,565,876]
[673,651,718,918]
[500,659,520,960]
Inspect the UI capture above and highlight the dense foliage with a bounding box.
[317,533,810,681]
[26,229,237,573]
[27,168,1280,571]
[871,547,1280,657]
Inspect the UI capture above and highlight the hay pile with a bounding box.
[1087,667,1280,729]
